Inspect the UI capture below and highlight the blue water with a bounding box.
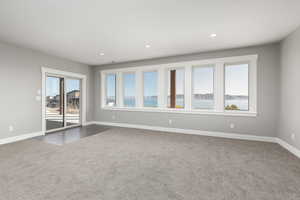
[124,97,136,107]
[144,96,158,107]
[121,96,248,111]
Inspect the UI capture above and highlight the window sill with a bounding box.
[101,106,257,117]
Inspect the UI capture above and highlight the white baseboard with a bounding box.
[0,131,44,145]
[276,138,300,158]
[82,121,96,126]
[93,121,300,159]
[0,122,95,146]
[1,122,299,159]
[94,121,276,143]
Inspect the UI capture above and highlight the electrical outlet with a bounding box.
[9,125,14,132]
[168,119,172,125]
[37,89,41,95]
[291,133,296,140]
[230,123,235,129]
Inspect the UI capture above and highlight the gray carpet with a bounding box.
[0,127,300,200]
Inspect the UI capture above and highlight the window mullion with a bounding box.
[185,66,192,111]
[158,67,166,108]
[117,72,123,107]
[101,55,257,115]
[136,69,143,108]
[215,62,224,112]
[101,72,106,108]
[249,59,257,113]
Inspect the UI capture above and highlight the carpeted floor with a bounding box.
[0,127,300,200]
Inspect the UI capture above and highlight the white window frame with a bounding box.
[122,71,136,107]
[142,69,159,108]
[224,61,250,113]
[191,64,216,111]
[103,72,117,107]
[100,55,258,117]
[41,67,87,134]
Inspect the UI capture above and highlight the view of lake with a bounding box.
[109,95,249,111]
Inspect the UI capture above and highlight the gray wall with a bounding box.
[279,27,300,149]
[0,41,94,140]
[93,43,280,137]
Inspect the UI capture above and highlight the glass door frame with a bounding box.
[42,67,87,134]
[45,75,65,131]
[65,77,82,129]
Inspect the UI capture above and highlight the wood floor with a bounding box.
[35,124,111,145]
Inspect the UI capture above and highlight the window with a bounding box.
[167,68,185,109]
[192,65,214,110]
[105,73,116,107]
[101,55,257,116]
[123,72,136,107]
[225,63,249,111]
[143,71,158,107]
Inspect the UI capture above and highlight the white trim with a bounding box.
[158,67,166,107]
[136,69,143,108]
[41,67,87,134]
[93,121,274,142]
[185,66,192,110]
[82,121,96,126]
[41,67,87,79]
[0,121,96,146]
[249,58,257,112]
[215,62,224,112]
[89,121,300,158]
[1,122,299,159]
[100,54,258,116]
[100,71,107,108]
[0,132,44,145]
[117,72,123,107]
[102,106,257,117]
[276,138,300,159]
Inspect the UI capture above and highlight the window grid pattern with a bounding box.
[101,55,257,116]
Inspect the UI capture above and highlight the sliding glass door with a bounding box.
[66,78,81,127]
[46,76,64,131]
[46,76,81,132]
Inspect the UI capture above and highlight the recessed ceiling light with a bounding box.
[145,44,151,48]
[99,52,105,56]
[210,33,217,38]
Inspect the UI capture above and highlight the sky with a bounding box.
[46,77,80,96]
[106,74,116,97]
[105,64,249,98]
[123,73,136,97]
[225,64,248,96]
[143,71,158,96]
[193,66,214,94]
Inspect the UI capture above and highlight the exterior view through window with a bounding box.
[66,79,81,126]
[225,63,249,111]
[168,68,185,108]
[123,72,136,107]
[101,55,257,116]
[143,71,158,107]
[192,65,214,109]
[46,76,64,130]
[106,74,116,106]
[46,76,82,131]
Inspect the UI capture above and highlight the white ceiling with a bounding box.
[0,0,300,65]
